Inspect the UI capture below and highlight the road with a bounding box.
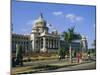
[12,58,96,74]
[40,62,96,72]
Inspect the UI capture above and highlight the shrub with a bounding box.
[16,44,23,66]
[58,47,66,59]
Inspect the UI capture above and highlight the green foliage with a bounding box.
[58,47,66,58]
[88,48,96,57]
[16,44,23,59]
[92,40,96,48]
[62,26,81,44]
[15,44,23,66]
[88,48,96,53]
[62,26,81,61]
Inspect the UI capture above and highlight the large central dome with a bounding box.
[34,13,46,27]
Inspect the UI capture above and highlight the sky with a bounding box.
[12,0,96,48]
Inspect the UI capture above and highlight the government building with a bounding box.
[12,13,88,53]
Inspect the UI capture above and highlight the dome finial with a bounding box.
[39,12,43,19]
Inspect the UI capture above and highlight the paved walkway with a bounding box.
[40,62,96,73]
[12,58,96,74]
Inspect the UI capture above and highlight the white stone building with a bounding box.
[30,13,60,52]
[12,33,31,53]
[12,13,60,53]
[80,35,88,52]
[12,13,88,53]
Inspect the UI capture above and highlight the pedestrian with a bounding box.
[80,52,82,63]
[76,52,80,63]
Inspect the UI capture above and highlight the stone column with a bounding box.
[52,39,53,48]
[50,39,51,48]
[46,38,48,48]
[43,37,46,49]
[58,38,60,50]
[50,38,52,48]
[54,39,55,48]
[48,38,49,48]
[41,37,47,52]
[56,39,58,48]
[55,39,56,48]
[55,39,57,49]
[40,38,41,49]
[49,39,50,49]
[53,39,54,48]
[56,39,57,49]
[49,38,50,48]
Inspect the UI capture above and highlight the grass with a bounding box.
[12,64,59,74]
[23,53,59,62]
[12,66,34,75]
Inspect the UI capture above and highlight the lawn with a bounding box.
[23,52,59,62]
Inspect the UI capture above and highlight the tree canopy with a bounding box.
[62,26,81,43]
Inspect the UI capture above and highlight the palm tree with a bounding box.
[62,26,81,63]
[91,40,96,56]
[92,40,96,48]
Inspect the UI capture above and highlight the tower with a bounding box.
[33,13,48,33]
[81,35,88,52]
[31,13,48,52]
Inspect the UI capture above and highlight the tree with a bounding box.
[58,47,66,60]
[92,40,96,48]
[62,26,81,63]
[16,44,23,66]
[91,40,96,56]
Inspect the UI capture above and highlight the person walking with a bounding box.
[76,52,79,63]
[76,52,82,63]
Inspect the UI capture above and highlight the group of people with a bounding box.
[58,51,83,63]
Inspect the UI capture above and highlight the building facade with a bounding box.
[12,13,88,53]
[12,13,60,53]
[12,33,31,53]
[80,35,88,52]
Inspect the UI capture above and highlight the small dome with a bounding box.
[52,29,58,35]
[34,18,46,24]
[82,35,86,38]
[34,13,46,27]
[81,35,87,40]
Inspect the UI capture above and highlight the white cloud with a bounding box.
[76,16,84,21]
[53,11,63,16]
[66,13,84,23]
[66,14,76,22]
